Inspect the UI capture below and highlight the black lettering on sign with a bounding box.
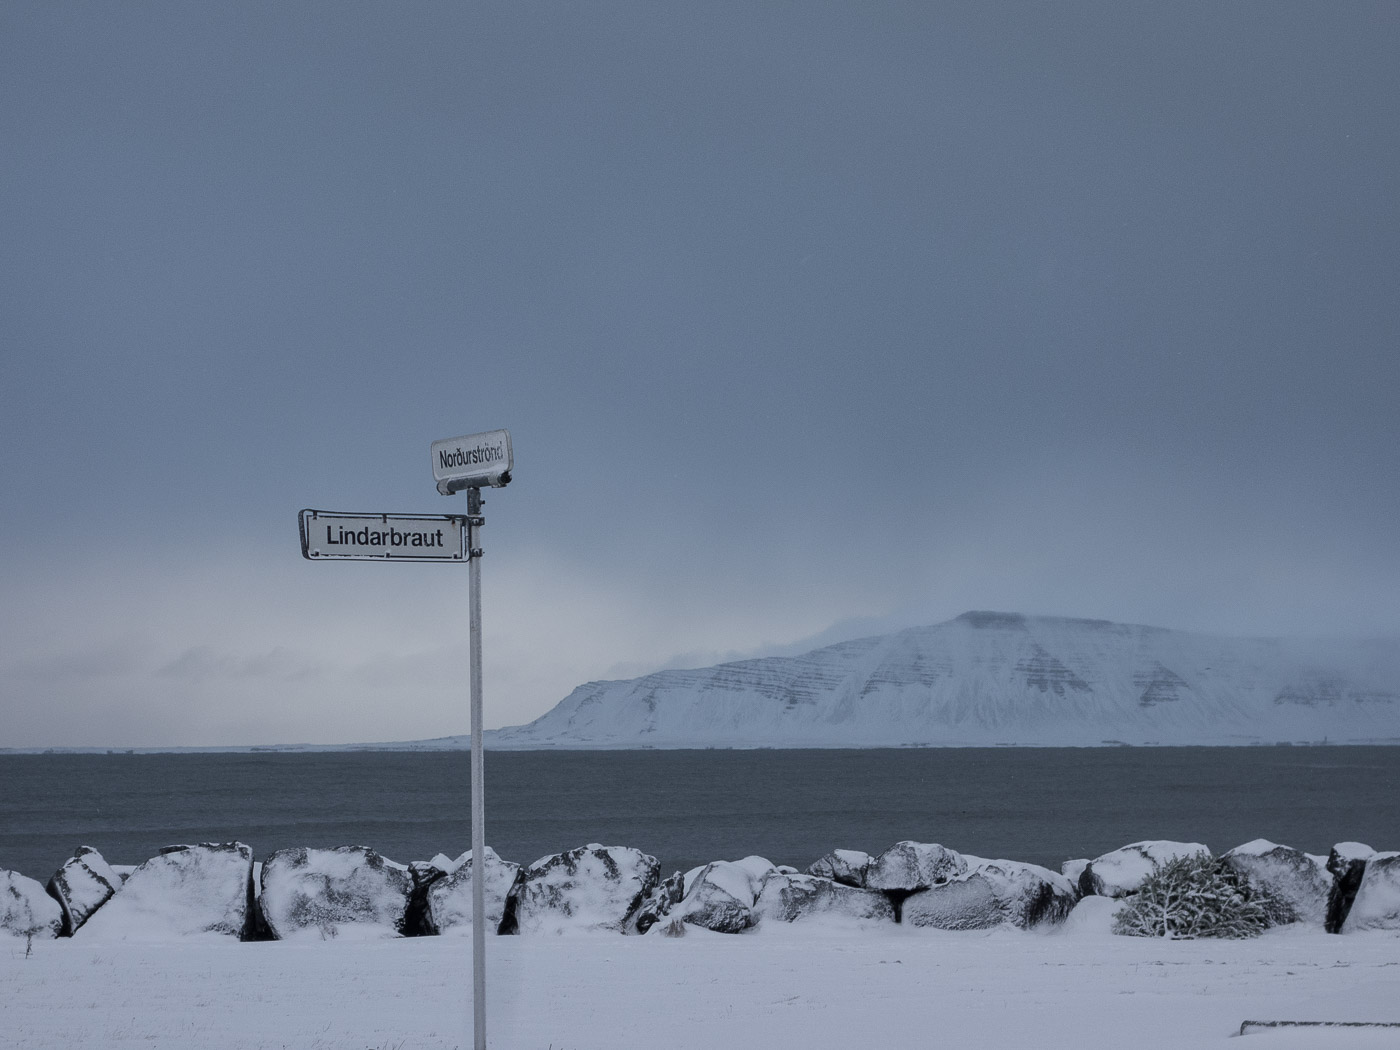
[323,522,449,551]
[438,441,505,472]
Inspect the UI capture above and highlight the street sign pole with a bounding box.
[426,427,514,1050]
[302,429,511,1050]
[466,485,487,1050]
[429,429,513,1050]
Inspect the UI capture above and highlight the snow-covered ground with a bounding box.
[3,923,1397,1049]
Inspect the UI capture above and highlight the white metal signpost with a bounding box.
[298,510,469,561]
[301,429,511,1050]
[433,430,512,1050]
[431,428,512,493]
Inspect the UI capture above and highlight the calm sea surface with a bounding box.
[1,747,1396,882]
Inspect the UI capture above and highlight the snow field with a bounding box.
[2,924,1396,1050]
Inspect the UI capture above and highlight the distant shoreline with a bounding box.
[3,738,1398,756]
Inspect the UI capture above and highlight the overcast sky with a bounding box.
[3,3,1398,747]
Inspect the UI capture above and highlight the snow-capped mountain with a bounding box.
[486,612,1400,749]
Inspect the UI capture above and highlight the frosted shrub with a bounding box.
[1112,853,1272,939]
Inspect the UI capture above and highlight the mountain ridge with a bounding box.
[7,613,1397,753]
[485,611,1400,749]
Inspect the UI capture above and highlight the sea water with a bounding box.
[1,746,1396,882]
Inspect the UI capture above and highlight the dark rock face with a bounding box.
[858,636,953,698]
[1325,842,1374,934]
[977,859,1079,928]
[513,844,659,934]
[866,842,967,893]
[1017,644,1092,695]
[259,846,412,940]
[806,849,873,888]
[244,861,275,941]
[958,611,1028,630]
[79,842,254,940]
[1135,663,1190,706]
[1061,859,1090,889]
[2,869,63,940]
[1342,850,1400,932]
[425,847,522,936]
[754,872,895,926]
[632,870,686,934]
[669,857,775,933]
[1221,840,1330,926]
[403,859,449,937]
[1275,676,1399,706]
[47,846,120,935]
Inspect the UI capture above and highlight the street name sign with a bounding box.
[299,509,468,561]
[432,428,512,494]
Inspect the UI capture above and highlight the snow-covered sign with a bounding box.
[298,509,468,562]
[431,428,512,494]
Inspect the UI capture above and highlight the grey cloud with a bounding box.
[6,643,149,682]
[155,646,324,684]
[1,3,1397,747]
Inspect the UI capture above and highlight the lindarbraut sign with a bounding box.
[432,428,512,494]
[299,509,468,561]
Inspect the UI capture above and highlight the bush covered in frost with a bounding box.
[1112,853,1273,939]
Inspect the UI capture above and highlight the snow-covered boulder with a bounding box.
[669,856,776,934]
[754,872,894,927]
[721,855,775,889]
[1343,851,1400,932]
[47,846,120,935]
[631,870,686,934]
[1079,841,1209,898]
[1325,842,1374,933]
[902,871,1003,929]
[409,856,453,887]
[806,849,873,888]
[982,858,1078,927]
[426,852,459,874]
[513,844,659,935]
[426,847,522,936]
[1221,839,1330,925]
[79,843,253,941]
[866,842,967,892]
[902,857,1075,931]
[2,869,63,940]
[259,846,411,940]
[1061,859,1089,886]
